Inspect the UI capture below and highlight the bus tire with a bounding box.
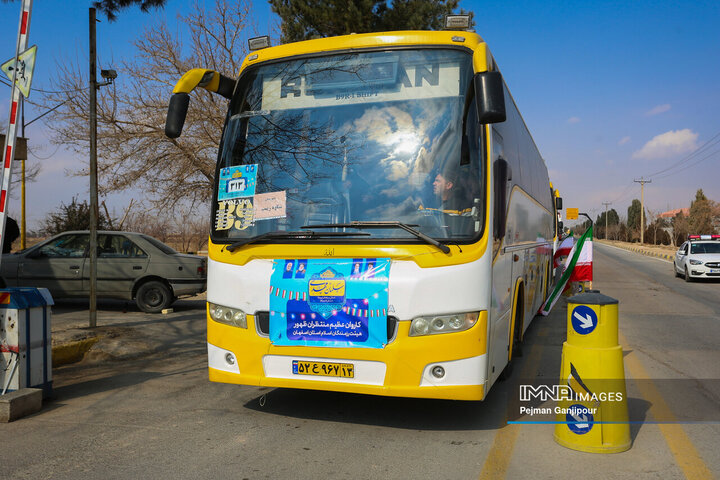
[499,287,524,381]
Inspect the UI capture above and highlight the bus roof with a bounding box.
[239,30,487,74]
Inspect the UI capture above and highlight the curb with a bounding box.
[626,247,674,261]
[597,241,675,261]
[52,337,100,367]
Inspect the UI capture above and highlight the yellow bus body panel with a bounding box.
[240,30,490,74]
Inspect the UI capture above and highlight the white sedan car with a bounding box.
[673,235,720,281]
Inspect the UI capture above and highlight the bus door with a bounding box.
[489,128,512,380]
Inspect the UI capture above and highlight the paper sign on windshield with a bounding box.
[269,258,390,348]
[218,164,257,200]
[254,191,286,220]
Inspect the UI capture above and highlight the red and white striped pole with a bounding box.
[0,0,33,270]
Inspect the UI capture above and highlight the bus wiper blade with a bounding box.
[226,230,371,252]
[232,110,270,119]
[302,221,451,254]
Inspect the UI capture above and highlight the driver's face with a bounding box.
[433,174,445,195]
[433,174,452,196]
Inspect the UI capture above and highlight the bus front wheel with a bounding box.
[499,288,524,381]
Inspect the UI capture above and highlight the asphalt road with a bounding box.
[1,245,718,479]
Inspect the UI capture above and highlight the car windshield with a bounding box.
[690,242,720,254]
[212,48,483,244]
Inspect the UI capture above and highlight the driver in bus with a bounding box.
[433,166,474,235]
[434,166,471,214]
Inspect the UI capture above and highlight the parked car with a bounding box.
[673,234,720,282]
[0,231,206,313]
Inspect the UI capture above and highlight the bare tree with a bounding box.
[37,0,256,210]
[671,212,690,246]
[606,223,619,241]
[174,211,209,253]
[122,207,172,242]
[119,200,207,252]
[645,209,659,245]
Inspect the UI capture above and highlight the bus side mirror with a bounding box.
[493,158,510,239]
[165,93,190,139]
[556,197,563,210]
[474,71,506,124]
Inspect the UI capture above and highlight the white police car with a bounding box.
[673,235,720,281]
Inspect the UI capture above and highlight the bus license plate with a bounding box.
[292,360,354,378]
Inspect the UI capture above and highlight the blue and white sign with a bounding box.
[269,258,390,348]
[218,164,257,200]
[571,305,598,335]
[566,404,594,434]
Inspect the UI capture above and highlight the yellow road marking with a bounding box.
[620,332,715,480]
[478,325,547,480]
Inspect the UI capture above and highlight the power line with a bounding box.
[651,148,720,181]
[0,76,87,95]
[27,143,61,160]
[608,181,636,204]
[644,130,720,179]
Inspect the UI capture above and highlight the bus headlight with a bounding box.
[409,312,479,336]
[208,302,247,328]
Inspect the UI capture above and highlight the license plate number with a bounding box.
[292,360,354,378]
[710,269,720,273]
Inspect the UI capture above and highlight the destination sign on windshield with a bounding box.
[261,60,461,110]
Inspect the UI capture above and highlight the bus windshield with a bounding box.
[213,48,482,244]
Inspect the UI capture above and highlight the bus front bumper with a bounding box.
[207,312,488,401]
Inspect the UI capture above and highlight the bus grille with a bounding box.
[254,311,399,344]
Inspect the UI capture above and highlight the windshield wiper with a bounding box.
[302,221,451,254]
[232,110,270,119]
[226,230,371,252]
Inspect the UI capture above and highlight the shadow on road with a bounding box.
[244,387,505,431]
[51,297,206,314]
[50,370,166,402]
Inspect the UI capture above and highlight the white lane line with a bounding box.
[596,242,672,264]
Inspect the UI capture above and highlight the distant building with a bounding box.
[659,207,689,219]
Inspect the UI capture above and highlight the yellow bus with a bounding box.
[166,20,555,401]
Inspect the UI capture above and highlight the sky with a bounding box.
[0,0,718,231]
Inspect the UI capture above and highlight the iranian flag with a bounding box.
[554,235,574,268]
[569,234,593,282]
[540,225,594,316]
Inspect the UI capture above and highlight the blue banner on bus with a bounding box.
[269,258,390,348]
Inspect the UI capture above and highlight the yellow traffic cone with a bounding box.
[553,291,631,453]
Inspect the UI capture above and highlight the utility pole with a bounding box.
[602,202,611,239]
[89,7,98,328]
[634,178,651,244]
